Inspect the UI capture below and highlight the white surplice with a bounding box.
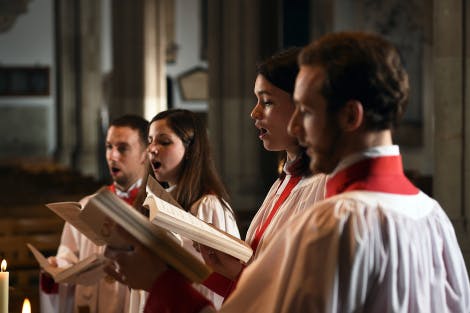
[128,194,240,312]
[40,181,142,313]
[221,147,470,312]
[245,171,327,259]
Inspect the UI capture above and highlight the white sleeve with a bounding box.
[55,222,81,267]
[193,195,240,238]
[221,198,373,313]
[185,195,241,309]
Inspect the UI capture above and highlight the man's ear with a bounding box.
[337,100,364,131]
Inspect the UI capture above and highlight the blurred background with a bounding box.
[0,0,468,311]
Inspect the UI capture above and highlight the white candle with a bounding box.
[21,298,31,313]
[0,260,8,313]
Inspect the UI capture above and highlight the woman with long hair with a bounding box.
[128,109,239,311]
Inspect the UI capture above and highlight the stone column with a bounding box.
[111,1,144,119]
[54,0,78,169]
[55,0,102,178]
[111,0,166,120]
[79,0,103,177]
[434,0,469,265]
[207,0,281,234]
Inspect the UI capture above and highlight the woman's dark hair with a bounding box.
[256,47,311,177]
[149,109,231,212]
[256,47,302,95]
[299,32,409,130]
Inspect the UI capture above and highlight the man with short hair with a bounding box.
[41,114,149,313]
[266,31,470,312]
[105,32,470,313]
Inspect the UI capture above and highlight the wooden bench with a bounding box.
[0,217,64,236]
[0,234,61,268]
[0,219,63,313]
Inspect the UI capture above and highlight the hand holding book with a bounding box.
[43,176,251,283]
[82,187,212,282]
[198,244,243,280]
[104,225,169,291]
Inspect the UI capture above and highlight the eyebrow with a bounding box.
[106,141,130,147]
[255,90,272,96]
[150,133,172,139]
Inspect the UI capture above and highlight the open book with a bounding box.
[145,176,253,263]
[27,243,107,285]
[45,188,211,283]
[46,200,111,246]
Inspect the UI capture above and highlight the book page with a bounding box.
[46,201,108,246]
[46,202,82,221]
[146,175,183,210]
[145,176,238,242]
[79,198,133,250]
[27,243,61,277]
[57,255,107,285]
[145,175,249,247]
[144,195,253,263]
[27,243,107,285]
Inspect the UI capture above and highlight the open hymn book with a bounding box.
[45,188,212,283]
[27,243,107,284]
[145,175,253,263]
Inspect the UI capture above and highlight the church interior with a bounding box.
[0,0,468,311]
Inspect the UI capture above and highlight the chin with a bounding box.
[262,141,272,151]
[263,142,284,152]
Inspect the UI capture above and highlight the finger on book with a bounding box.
[47,256,58,267]
[104,262,127,285]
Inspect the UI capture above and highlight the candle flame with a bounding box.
[22,298,31,313]
[0,259,6,272]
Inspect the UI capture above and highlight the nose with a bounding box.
[288,106,302,140]
[250,102,263,120]
[147,143,158,155]
[108,147,120,160]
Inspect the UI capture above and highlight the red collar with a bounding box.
[326,155,418,198]
[107,184,140,205]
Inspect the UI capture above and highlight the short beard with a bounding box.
[114,177,129,191]
[309,119,343,175]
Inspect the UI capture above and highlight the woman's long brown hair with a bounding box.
[149,109,231,213]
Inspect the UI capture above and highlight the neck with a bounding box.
[114,178,139,192]
[362,130,393,147]
[286,146,301,162]
[338,130,393,162]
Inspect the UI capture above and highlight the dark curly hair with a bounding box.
[299,32,409,130]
